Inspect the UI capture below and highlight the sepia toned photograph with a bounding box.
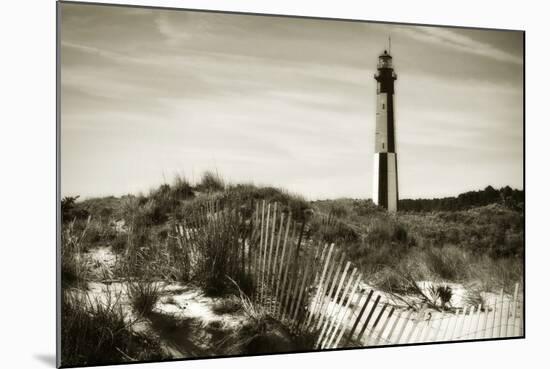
[57,1,524,367]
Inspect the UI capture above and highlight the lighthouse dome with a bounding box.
[377,51,393,69]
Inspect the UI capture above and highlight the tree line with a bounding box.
[399,186,524,212]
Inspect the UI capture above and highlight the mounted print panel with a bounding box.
[57,1,524,367]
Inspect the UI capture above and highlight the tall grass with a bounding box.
[181,206,253,295]
[422,245,470,281]
[61,290,164,366]
[61,217,91,287]
[127,281,163,316]
[197,171,225,193]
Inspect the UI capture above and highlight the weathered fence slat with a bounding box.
[306,244,336,328]
[323,268,358,348]
[357,295,382,344]
[316,252,347,330]
[325,272,363,348]
[472,304,482,339]
[317,263,353,348]
[395,310,414,344]
[317,261,352,347]
[333,280,367,348]
[497,289,505,338]
[365,303,388,346]
[346,289,374,345]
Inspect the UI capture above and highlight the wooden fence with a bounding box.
[173,199,524,349]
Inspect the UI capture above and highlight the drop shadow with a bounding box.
[33,353,56,367]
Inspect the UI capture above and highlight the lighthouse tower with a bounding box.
[373,50,399,212]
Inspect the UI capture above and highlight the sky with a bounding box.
[60,3,524,200]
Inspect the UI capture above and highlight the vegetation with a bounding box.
[60,172,523,364]
[222,278,318,355]
[61,217,90,287]
[65,174,523,296]
[311,195,523,295]
[399,185,524,212]
[127,281,163,316]
[61,289,166,366]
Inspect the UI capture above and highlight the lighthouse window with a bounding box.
[382,103,385,109]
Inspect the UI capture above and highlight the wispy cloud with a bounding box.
[397,26,522,65]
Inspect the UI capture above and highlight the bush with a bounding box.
[172,175,194,200]
[221,184,310,222]
[373,267,411,294]
[176,204,253,295]
[198,171,225,193]
[464,286,486,310]
[111,233,128,253]
[426,284,453,309]
[127,281,163,316]
[423,245,469,281]
[212,296,243,315]
[62,196,90,223]
[308,216,358,243]
[469,255,523,293]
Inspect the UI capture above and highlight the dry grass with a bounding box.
[126,281,163,316]
[61,217,91,287]
[61,289,165,366]
[212,296,243,315]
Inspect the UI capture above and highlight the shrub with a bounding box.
[464,286,486,310]
[198,226,245,295]
[423,245,470,281]
[111,233,128,254]
[198,171,225,193]
[172,175,194,200]
[62,196,90,223]
[221,184,310,222]
[427,284,453,309]
[212,296,243,315]
[469,255,523,293]
[127,281,163,316]
[308,216,358,243]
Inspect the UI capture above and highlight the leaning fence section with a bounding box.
[173,199,524,349]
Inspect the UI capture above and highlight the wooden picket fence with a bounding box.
[173,199,524,349]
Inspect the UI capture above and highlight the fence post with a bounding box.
[507,283,519,337]
[497,289,505,338]
[472,304,482,339]
[464,305,476,340]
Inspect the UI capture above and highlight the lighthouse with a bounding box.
[373,50,399,212]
